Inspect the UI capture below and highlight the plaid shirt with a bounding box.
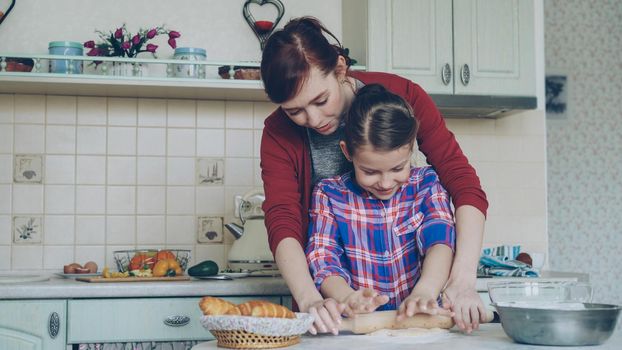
[306,166,455,310]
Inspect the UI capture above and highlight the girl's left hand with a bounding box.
[397,294,454,321]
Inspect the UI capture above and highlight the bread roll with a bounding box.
[199,296,238,316]
[237,300,295,318]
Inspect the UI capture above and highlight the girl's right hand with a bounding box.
[303,298,346,335]
[342,288,389,316]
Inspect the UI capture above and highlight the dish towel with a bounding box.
[478,245,540,277]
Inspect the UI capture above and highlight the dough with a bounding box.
[367,327,449,337]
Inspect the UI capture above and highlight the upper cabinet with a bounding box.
[343,0,536,97]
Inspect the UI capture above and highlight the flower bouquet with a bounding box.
[84,24,180,76]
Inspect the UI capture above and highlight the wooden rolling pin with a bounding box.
[338,310,497,334]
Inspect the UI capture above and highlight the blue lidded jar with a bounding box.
[173,47,206,78]
[48,41,83,74]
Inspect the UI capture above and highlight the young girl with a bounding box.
[306,84,455,318]
[260,16,488,334]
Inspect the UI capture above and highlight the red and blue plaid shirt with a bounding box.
[306,166,455,310]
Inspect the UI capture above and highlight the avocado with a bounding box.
[188,260,219,277]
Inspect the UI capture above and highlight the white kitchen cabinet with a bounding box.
[343,0,536,97]
[0,300,67,350]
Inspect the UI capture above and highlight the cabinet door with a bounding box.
[453,0,535,96]
[365,0,453,94]
[0,300,66,350]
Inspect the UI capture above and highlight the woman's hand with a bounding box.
[441,279,488,333]
[342,288,389,316]
[396,292,453,321]
[301,298,346,335]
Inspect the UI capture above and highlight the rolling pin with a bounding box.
[338,309,497,334]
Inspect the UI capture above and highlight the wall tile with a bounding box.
[106,186,135,215]
[107,127,136,155]
[45,155,75,184]
[12,245,43,270]
[108,98,137,126]
[195,245,226,271]
[74,246,105,271]
[0,246,10,270]
[0,215,10,244]
[46,125,76,154]
[167,157,195,186]
[167,129,195,156]
[13,184,43,214]
[136,215,165,245]
[0,125,13,153]
[166,215,195,244]
[77,126,107,154]
[78,97,107,125]
[0,185,11,214]
[106,215,135,244]
[45,185,75,214]
[0,155,12,183]
[43,245,74,270]
[446,118,496,135]
[47,96,77,125]
[138,99,167,127]
[75,216,105,245]
[225,158,254,186]
[137,157,166,185]
[197,101,225,128]
[225,129,253,157]
[253,130,262,158]
[196,187,225,215]
[106,245,134,269]
[107,156,136,185]
[0,94,14,123]
[137,128,166,156]
[166,187,194,215]
[168,99,196,128]
[14,124,45,154]
[253,158,262,187]
[76,186,105,214]
[197,129,225,157]
[253,102,276,129]
[14,95,45,124]
[76,156,106,184]
[225,101,253,129]
[136,187,166,215]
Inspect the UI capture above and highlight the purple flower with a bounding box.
[168,30,181,39]
[146,28,157,39]
[83,40,95,49]
[167,38,177,49]
[86,48,100,56]
[146,44,158,53]
[121,41,131,50]
[132,34,141,45]
[114,27,124,39]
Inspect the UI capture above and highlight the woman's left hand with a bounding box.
[441,279,488,333]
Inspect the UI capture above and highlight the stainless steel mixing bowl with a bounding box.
[493,303,621,346]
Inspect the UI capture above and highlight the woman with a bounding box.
[259,17,488,335]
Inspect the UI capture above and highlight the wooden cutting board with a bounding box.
[76,276,191,283]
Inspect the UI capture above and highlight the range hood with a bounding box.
[430,95,537,119]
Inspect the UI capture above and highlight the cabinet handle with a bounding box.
[460,64,471,86]
[441,63,452,85]
[48,312,60,339]
[163,315,191,327]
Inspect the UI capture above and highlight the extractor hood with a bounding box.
[430,95,537,119]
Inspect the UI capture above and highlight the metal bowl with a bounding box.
[488,280,593,304]
[113,249,191,273]
[493,302,621,346]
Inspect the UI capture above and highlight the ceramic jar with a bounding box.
[48,41,83,74]
[172,47,206,78]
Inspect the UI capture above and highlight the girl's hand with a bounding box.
[302,298,346,335]
[397,293,453,321]
[441,280,488,333]
[342,288,389,316]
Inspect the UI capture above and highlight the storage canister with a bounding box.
[173,47,206,78]
[48,41,83,74]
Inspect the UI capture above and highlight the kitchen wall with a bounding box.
[0,0,549,272]
[545,0,622,305]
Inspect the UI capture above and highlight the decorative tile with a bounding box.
[197,216,223,243]
[196,158,224,185]
[14,154,43,183]
[13,216,42,243]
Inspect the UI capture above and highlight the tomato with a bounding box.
[129,254,155,271]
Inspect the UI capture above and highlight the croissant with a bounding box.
[237,300,296,319]
[199,296,238,316]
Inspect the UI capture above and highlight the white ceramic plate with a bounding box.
[220,272,250,278]
[55,272,101,279]
[0,274,50,283]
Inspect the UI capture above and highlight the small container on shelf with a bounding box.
[172,47,206,79]
[48,41,83,74]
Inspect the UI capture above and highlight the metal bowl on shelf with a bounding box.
[488,281,621,346]
[113,249,191,273]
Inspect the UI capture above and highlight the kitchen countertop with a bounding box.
[191,324,622,350]
[0,271,587,300]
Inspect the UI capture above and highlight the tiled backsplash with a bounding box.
[0,94,547,272]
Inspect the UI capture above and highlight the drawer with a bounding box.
[67,296,280,343]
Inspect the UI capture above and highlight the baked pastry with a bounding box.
[236,300,296,319]
[199,296,238,316]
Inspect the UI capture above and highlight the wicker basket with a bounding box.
[211,330,300,349]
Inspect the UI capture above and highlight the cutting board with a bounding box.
[76,276,191,283]
[338,309,496,334]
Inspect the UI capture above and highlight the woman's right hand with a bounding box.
[301,298,347,335]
